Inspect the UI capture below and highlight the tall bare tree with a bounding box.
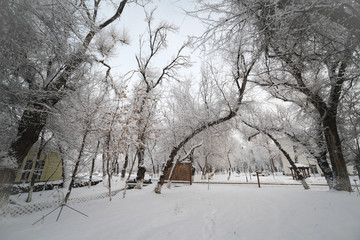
[154,38,259,193]
[0,0,131,208]
[195,0,359,191]
[132,9,190,188]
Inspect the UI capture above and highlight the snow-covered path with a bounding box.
[1,183,359,240]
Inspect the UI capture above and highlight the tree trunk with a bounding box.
[323,118,352,191]
[106,154,112,201]
[355,154,360,180]
[313,126,333,188]
[270,158,278,173]
[147,143,157,177]
[121,148,129,180]
[26,152,43,203]
[0,170,15,209]
[0,107,47,207]
[88,140,100,188]
[154,111,237,194]
[226,150,232,181]
[26,130,52,202]
[285,126,333,188]
[266,133,310,190]
[102,143,107,179]
[243,120,310,189]
[167,157,179,189]
[58,145,68,189]
[10,109,48,168]
[122,153,137,199]
[135,146,146,189]
[64,129,88,204]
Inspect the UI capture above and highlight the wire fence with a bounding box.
[0,185,124,218]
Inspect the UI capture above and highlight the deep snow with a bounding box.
[1,174,360,240]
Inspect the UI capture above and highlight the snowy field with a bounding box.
[1,174,360,240]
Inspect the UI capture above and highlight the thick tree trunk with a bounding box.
[135,105,148,187]
[355,156,360,180]
[313,127,333,188]
[323,118,352,191]
[0,170,15,209]
[121,149,129,180]
[135,145,146,189]
[9,108,48,168]
[289,58,351,191]
[285,127,333,188]
[0,107,47,208]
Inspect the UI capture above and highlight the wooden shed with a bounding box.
[163,161,194,183]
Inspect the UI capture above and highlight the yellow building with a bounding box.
[15,147,63,183]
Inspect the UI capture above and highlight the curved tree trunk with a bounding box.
[154,111,237,194]
[243,120,310,190]
[285,126,333,188]
[266,133,309,190]
[154,48,256,194]
[64,129,89,204]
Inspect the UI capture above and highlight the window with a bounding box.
[35,160,45,181]
[20,160,33,181]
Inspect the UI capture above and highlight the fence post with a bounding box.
[256,172,261,188]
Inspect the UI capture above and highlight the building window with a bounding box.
[35,160,45,181]
[21,160,33,181]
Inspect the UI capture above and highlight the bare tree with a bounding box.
[197,0,358,191]
[241,119,310,190]
[132,9,190,188]
[154,38,259,193]
[0,0,132,207]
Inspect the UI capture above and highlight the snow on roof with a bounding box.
[289,163,309,168]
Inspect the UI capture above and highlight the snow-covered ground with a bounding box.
[1,174,360,240]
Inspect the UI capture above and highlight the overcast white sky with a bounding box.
[106,0,205,81]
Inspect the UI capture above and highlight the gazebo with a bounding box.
[289,163,311,180]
